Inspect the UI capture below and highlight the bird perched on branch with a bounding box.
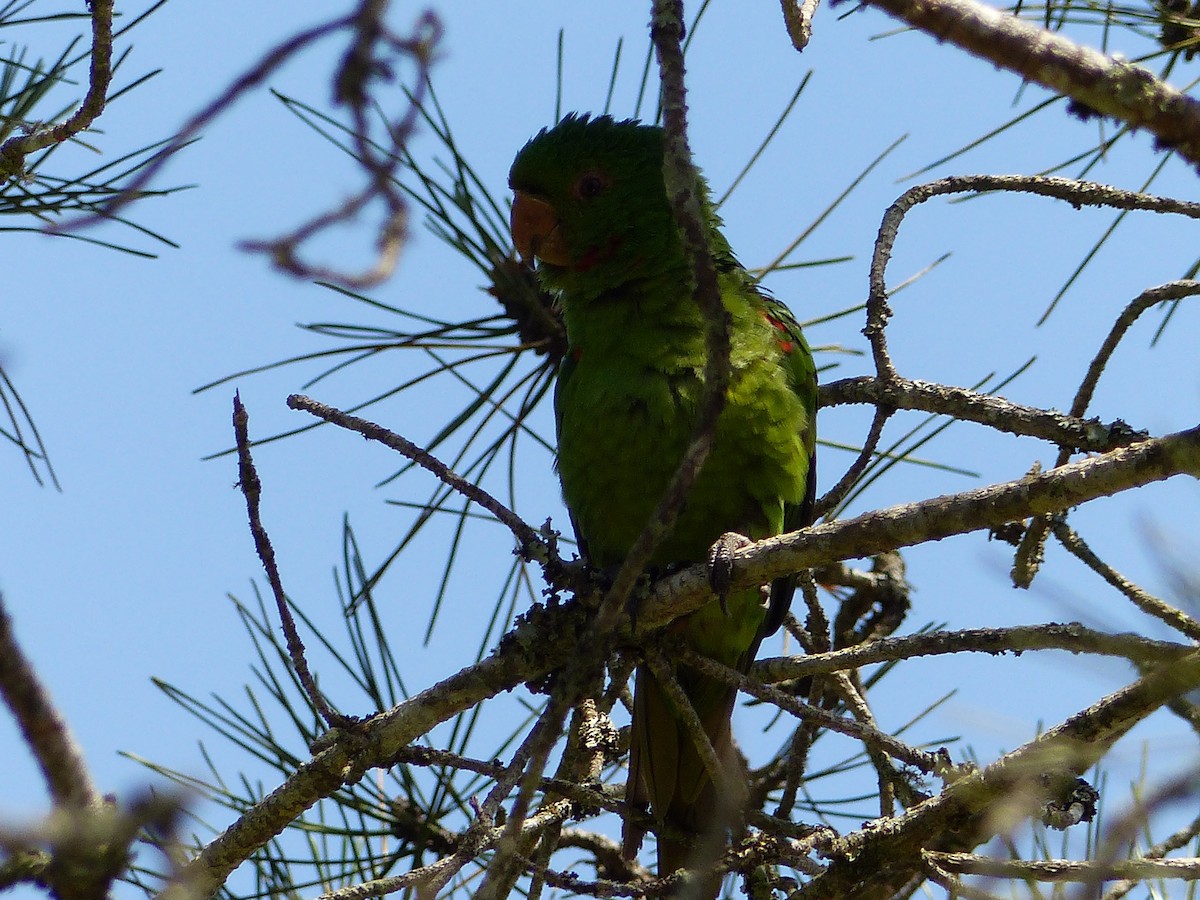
[509,113,816,897]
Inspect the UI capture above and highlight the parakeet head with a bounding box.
[508,114,684,297]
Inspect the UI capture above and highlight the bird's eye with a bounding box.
[574,171,609,200]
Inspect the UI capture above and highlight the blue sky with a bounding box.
[4,0,1199,892]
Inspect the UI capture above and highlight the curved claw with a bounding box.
[707,532,754,614]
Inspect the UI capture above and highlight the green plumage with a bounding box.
[509,114,816,893]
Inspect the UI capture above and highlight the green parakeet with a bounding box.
[508,114,817,893]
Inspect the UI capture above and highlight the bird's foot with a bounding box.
[707,532,754,615]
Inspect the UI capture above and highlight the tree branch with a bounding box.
[233,395,348,729]
[754,623,1190,683]
[590,0,733,633]
[1014,279,1200,585]
[159,423,1200,896]
[924,850,1200,883]
[644,425,1200,629]
[287,393,558,567]
[819,375,1148,453]
[800,649,1200,897]
[0,0,112,180]
[0,595,97,807]
[1052,520,1200,640]
[848,0,1200,168]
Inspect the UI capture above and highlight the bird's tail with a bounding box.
[623,664,745,899]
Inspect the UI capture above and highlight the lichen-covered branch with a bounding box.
[924,851,1200,883]
[0,0,113,181]
[754,623,1190,683]
[819,374,1147,453]
[644,424,1200,628]
[800,650,1200,898]
[847,0,1200,168]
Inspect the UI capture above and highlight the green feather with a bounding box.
[510,114,817,892]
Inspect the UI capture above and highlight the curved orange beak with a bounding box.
[510,191,572,266]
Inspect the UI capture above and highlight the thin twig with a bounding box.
[286,393,553,563]
[1104,812,1200,898]
[240,11,444,287]
[773,721,815,821]
[644,649,730,796]
[321,800,575,900]
[680,649,951,776]
[1052,519,1200,641]
[816,403,893,519]
[1015,280,1200,586]
[524,700,608,900]
[858,179,1200,578]
[828,670,900,817]
[800,649,1200,898]
[588,0,733,636]
[233,395,348,730]
[1071,281,1200,420]
[391,744,619,805]
[473,693,573,899]
[1088,766,1200,896]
